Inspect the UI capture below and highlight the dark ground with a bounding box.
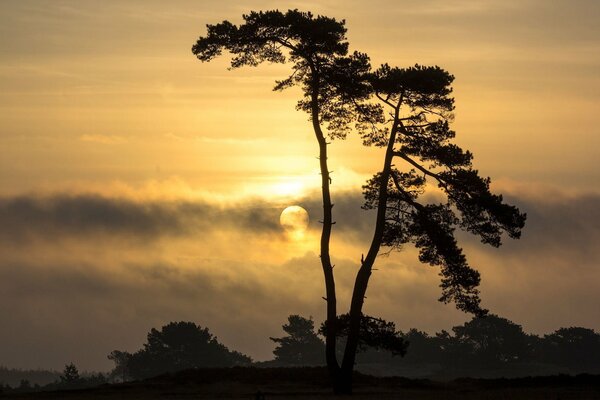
[3,367,600,399]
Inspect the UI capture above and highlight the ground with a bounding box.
[3,367,600,399]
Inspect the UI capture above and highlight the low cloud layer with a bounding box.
[4,189,597,255]
[0,194,282,244]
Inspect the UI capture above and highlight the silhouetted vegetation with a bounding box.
[350,315,600,379]
[0,367,59,388]
[59,363,80,385]
[269,315,325,366]
[321,314,407,356]
[108,321,252,381]
[261,314,600,379]
[0,363,106,394]
[193,9,526,393]
[2,316,599,397]
[246,313,600,382]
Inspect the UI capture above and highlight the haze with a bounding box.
[0,0,599,371]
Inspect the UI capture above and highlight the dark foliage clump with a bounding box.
[108,321,252,380]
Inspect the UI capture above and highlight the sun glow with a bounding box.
[248,175,319,199]
[270,180,306,197]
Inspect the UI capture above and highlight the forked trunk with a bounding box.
[332,366,354,395]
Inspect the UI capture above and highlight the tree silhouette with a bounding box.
[542,327,600,372]
[446,315,532,368]
[270,315,325,365]
[335,64,526,381]
[107,350,132,382]
[60,363,80,384]
[111,321,251,380]
[192,14,378,392]
[192,9,525,393]
[401,329,439,365]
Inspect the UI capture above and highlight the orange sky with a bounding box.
[0,1,599,371]
[1,0,599,195]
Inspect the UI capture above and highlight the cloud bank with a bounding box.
[0,194,282,243]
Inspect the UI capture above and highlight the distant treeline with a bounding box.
[346,315,600,378]
[0,367,59,388]
[0,363,106,394]
[108,315,600,381]
[260,314,600,379]
[2,314,599,393]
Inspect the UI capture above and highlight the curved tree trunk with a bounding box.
[338,108,401,394]
[309,71,340,383]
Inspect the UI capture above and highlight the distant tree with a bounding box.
[107,350,132,382]
[193,9,526,393]
[114,321,252,380]
[0,367,60,388]
[542,327,600,372]
[401,329,440,365]
[270,315,325,365]
[440,315,533,370]
[60,363,80,385]
[84,372,108,387]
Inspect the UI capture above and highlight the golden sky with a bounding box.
[0,0,599,371]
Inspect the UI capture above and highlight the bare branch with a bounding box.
[375,92,396,109]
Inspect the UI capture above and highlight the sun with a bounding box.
[280,205,309,240]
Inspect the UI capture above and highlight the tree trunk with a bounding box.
[341,109,401,385]
[308,70,340,381]
[332,366,353,395]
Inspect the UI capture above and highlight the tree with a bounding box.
[447,315,533,369]
[60,363,80,385]
[270,315,325,365]
[193,9,525,394]
[541,327,600,372]
[111,321,252,380]
[107,350,132,382]
[192,14,380,392]
[402,329,440,366]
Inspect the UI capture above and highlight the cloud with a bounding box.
[302,190,376,241]
[491,192,600,259]
[2,188,599,260]
[0,194,282,244]
[320,189,600,259]
[398,0,519,16]
[79,134,127,145]
[195,136,269,145]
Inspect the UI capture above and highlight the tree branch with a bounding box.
[375,92,396,109]
[393,151,444,184]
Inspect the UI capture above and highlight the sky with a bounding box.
[0,0,599,371]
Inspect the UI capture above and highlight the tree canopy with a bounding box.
[270,315,325,366]
[110,321,251,380]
